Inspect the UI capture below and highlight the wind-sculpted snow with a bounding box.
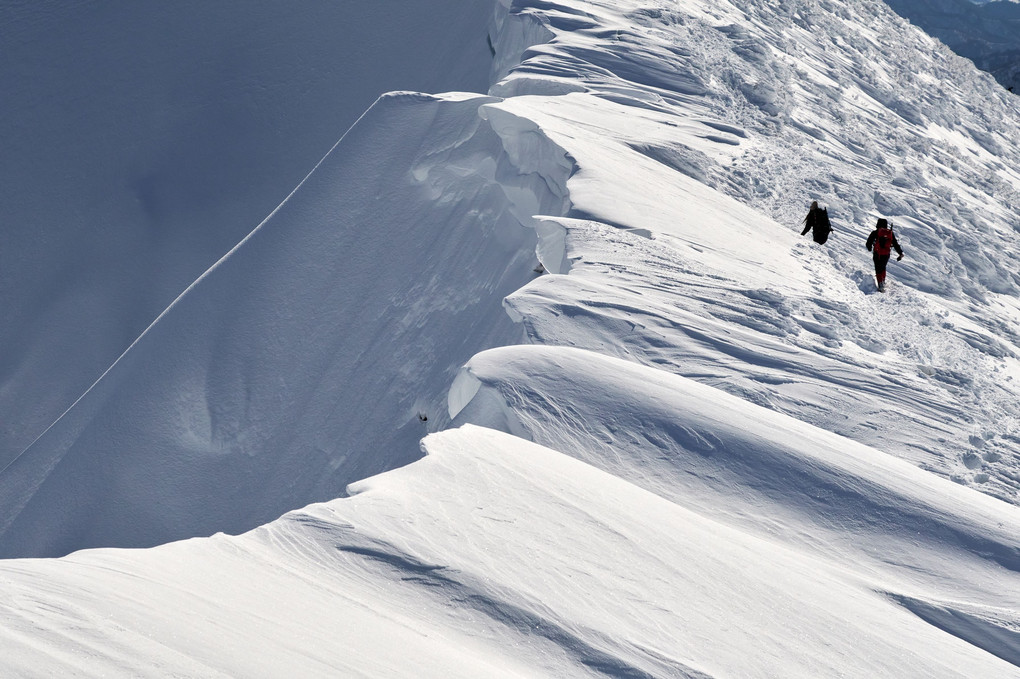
[488,0,1020,500]
[4,0,1020,673]
[0,91,566,557]
[450,346,1020,592]
[2,425,1017,677]
[503,214,1020,497]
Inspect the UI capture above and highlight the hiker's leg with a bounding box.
[874,254,889,284]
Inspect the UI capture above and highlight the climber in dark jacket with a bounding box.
[865,218,903,292]
[801,200,832,244]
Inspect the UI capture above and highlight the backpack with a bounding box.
[874,227,893,254]
[877,229,892,249]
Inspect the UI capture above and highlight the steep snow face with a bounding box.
[0,0,494,467]
[0,91,560,557]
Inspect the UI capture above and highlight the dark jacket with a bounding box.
[801,207,831,244]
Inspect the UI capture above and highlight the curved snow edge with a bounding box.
[450,344,1020,577]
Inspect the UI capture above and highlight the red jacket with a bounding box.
[866,227,902,257]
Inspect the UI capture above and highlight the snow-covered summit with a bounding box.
[2,0,1020,675]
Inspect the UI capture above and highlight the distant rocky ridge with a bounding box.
[886,0,1020,90]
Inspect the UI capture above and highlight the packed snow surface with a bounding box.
[2,0,1020,676]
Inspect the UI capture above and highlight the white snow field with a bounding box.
[2,0,1020,676]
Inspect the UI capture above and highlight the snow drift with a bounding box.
[2,424,1016,677]
[0,89,563,557]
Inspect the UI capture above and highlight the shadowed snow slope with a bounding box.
[0,90,556,557]
[0,0,493,467]
[3,0,1020,674]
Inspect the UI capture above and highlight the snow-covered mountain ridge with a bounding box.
[486,0,1020,497]
[2,0,1020,675]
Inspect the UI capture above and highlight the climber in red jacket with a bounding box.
[865,218,903,292]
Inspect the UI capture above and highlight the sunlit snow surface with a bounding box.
[2,0,1020,675]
